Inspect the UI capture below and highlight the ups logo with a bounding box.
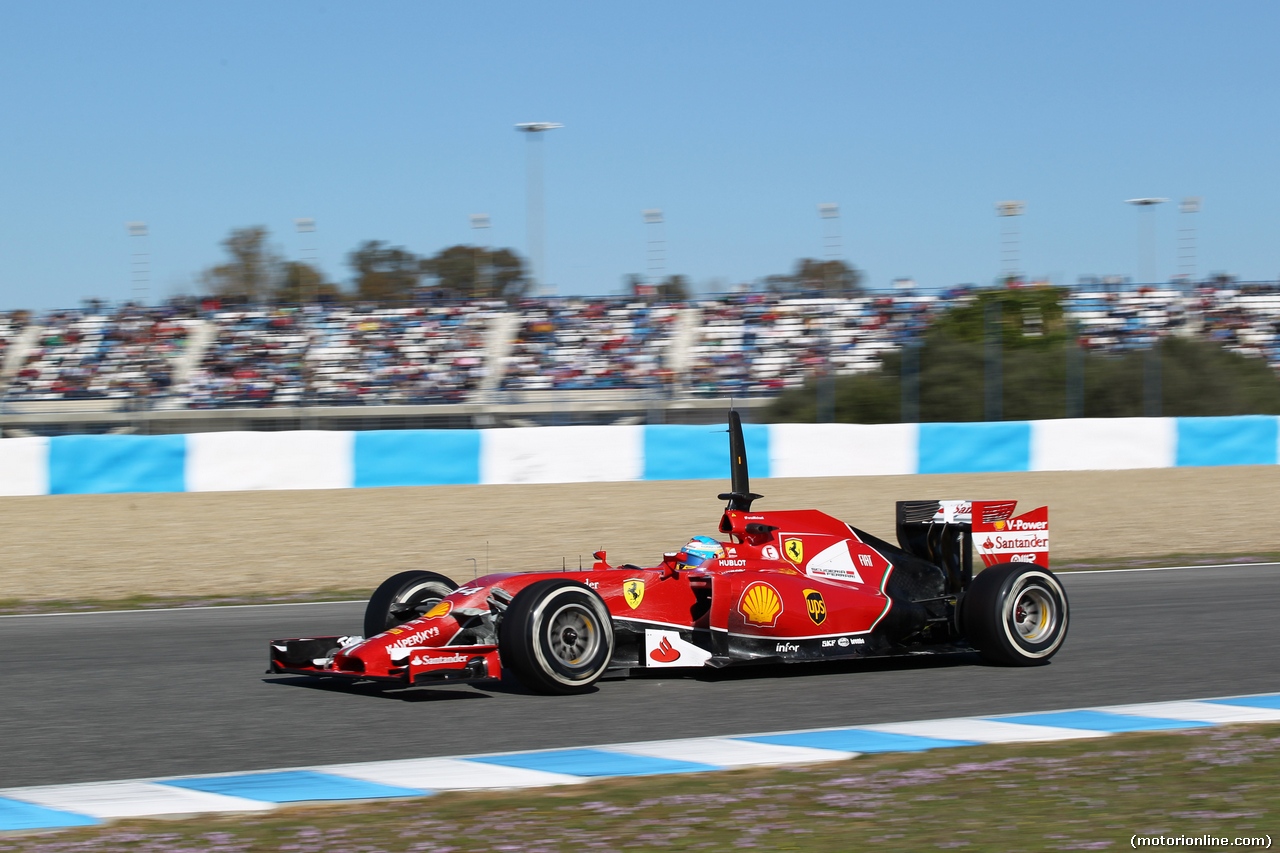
[803,589,826,626]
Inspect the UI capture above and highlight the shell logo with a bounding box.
[423,601,452,620]
[994,520,1007,531]
[738,582,783,627]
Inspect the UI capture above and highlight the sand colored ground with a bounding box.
[1,466,1277,601]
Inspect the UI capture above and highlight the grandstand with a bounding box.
[188,309,308,408]
[185,303,505,409]
[2,307,199,408]
[1064,282,1280,367]
[685,294,935,396]
[1,281,1278,434]
[0,311,28,379]
[500,299,681,392]
[1199,284,1280,367]
[304,302,502,405]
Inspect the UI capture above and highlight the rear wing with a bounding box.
[896,500,1049,592]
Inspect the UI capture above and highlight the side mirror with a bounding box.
[663,552,689,580]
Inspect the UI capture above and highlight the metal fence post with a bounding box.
[1144,340,1162,417]
[816,370,835,423]
[984,299,1002,421]
[1066,321,1084,418]
[900,341,920,423]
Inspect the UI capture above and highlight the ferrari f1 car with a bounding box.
[269,413,1068,695]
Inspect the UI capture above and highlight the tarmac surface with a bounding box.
[2,562,1278,789]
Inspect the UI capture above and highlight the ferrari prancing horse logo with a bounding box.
[623,579,645,609]
[782,538,804,564]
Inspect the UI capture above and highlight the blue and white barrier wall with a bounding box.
[0,416,1276,497]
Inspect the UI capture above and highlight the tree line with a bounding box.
[201,226,530,305]
[199,226,866,305]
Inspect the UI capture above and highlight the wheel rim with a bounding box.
[390,582,447,623]
[545,603,600,667]
[1011,584,1057,643]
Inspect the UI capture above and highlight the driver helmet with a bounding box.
[680,535,725,569]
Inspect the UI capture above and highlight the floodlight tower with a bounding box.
[818,203,842,290]
[1126,198,1168,416]
[1125,198,1168,284]
[818,202,842,259]
[515,122,562,295]
[126,221,149,305]
[471,213,492,298]
[995,201,1025,283]
[643,208,665,286]
[1178,197,1201,286]
[295,218,317,304]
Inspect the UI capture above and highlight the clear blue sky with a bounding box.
[1,1,1277,310]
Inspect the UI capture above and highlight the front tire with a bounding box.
[962,563,1069,665]
[499,580,615,695]
[364,570,459,638]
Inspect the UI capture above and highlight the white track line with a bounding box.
[1057,562,1279,576]
[4,562,1278,620]
[0,600,365,620]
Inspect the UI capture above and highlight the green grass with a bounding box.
[3,724,1277,852]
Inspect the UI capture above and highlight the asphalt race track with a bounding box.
[3,564,1278,789]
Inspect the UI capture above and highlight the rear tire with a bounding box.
[962,563,1068,665]
[364,570,459,638]
[499,580,615,695]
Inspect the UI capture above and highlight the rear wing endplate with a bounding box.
[896,500,1050,591]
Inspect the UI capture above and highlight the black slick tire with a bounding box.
[962,563,1069,665]
[498,579,615,695]
[363,570,459,638]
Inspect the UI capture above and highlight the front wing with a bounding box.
[268,625,975,688]
[268,637,503,685]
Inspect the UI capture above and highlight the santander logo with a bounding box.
[650,636,681,664]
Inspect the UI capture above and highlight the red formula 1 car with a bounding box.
[269,414,1069,695]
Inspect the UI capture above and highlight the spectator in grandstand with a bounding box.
[2,305,192,407]
[304,302,497,405]
[684,292,935,396]
[500,298,679,392]
[187,309,308,407]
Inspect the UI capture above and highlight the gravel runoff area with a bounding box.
[0,465,1276,602]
